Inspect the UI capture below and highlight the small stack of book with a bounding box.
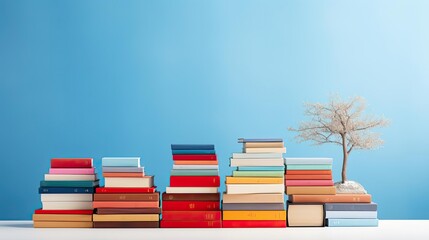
[93,157,160,228]
[161,144,221,228]
[33,158,98,228]
[284,158,335,227]
[222,138,287,228]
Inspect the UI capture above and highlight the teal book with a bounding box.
[232,171,284,177]
[326,218,379,227]
[172,149,216,154]
[102,157,140,167]
[237,166,285,171]
[286,164,332,170]
[170,169,219,176]
[40,180,99,187]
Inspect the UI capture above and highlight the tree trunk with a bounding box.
[341,134,348,183]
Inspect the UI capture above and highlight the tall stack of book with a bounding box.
[284,158,335,227]
[93,157,160,228]
[33,158,98,228]
[222,138,287,228]
[161,144,221,228]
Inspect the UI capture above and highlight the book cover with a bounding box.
[222,220,286,228]
[225,176,284,184]
[222,210,286,220]
[170,176,220,187]
[32,214,92,222]
[49,168,95,175]
[41,194,93,202]
[102,172,145,177]
[289,194,372,203]
[222,203,285,211]
[165,187,218,194]
[230,158,284,167]
[287,204,324,227]
[286,186,336,195]
[172,149,216,155]
[44,174,97,181]
[237,166,285,171]
[160,220,221,228]
[326,218,379,227]
[101,167,144,173]
[172,154,217,161]
[101,157,140,167]
[41,201,93,210]
[238,138,283,143]
[40,180,99,188]
[162,193,220,201]
[96,208,161,214]
[244,147,286,153]
[33,221,93,228]
[92,201,159,208]
[93,193,159,201]
[93,221,159,228]
[104,176,153,188]
[173,160,219,165]
[324,202,377,211]
[161,211,221,221]
[232,171,284,177]
[243,142,285,148]
[172,164,218,170]
[162,201,220,211]
[232,153,283,159]
[286,164,332,170]
[50,158,93,168]
[34,209,94,215]
[96,187,156,194]
[171,144,215,150]
[170,169,219,176]
[39,187,95,194]
[222,193,284,203]
[325,211,378,219]
[226,184,284,194]
[285,158,333,165]
[93,214,159,222]
[285,180,334,186]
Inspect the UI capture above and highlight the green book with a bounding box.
[286,164,332,170]
[232,171,284,177]
[170,169,219,176]
[40,180,99,187]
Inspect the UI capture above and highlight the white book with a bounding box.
[226,184,284,194]
[44,174,97,181]
[41,201,93,210]
[232,153,283,159]
[166,187,218,194]
[325,211,378,219]
[104,176,153,188]
[172,165,219,170]
[285,158,333,165]
[230,158,284,167]
[41,194,93,202]
[244,147,287,153]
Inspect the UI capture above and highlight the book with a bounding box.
[166,187,218,194]
[173,160,219,165]
[325,211,378,219]
[102,157,140,167]
[285,174,332,180]
[33,221,93,228]
[171,144,215,150]
[243,142,285,148]
[324,203,377,211]
[223,193,284,203]
[104,176,153,188]
[237,166,285,171]
[232,171,284,177]
[41,194,93,202]
[160,220,221,228]
[222,220,287,228]
[232,153,283,159]
[286,164,332,170]
[162,201,220,211]
[49,168,95,175]
[170,169,219,176]
[93,193,159,201]
[39,187,95,194]
[92,201,159,208]
[238,138,283,143]
[172,154,217,161]
[289,194,372,203]
[244,147,286,153]
[102,172,145,177]
[161,211,221,221]
[230,158,284,167]
[326,218,379,227]
[222,210,286,220]
[40,180,99,188]
[226,176,284,184]
[44,174,97,181]
[34,209,94,215]
[96,208,161,214]
[96,187,156,194]
[172,164,218,170]
[101,167,144,173]
[222,203,285,211]
[286,186,336,195]
[162,193,220,201]
[226,184,284,194]
[93,214,159,222]
[286,170,332,175]
[287,204,324,227]
[285,158,333,165]
[41,201,93,210]
[50,158,93,168]
[32,214,92,222]
[172,150,216,155]
[93,221,159,228]
[285,180,334,186]
[170,176,220,187]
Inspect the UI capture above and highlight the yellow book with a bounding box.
[222,210,286,220]
[33,214,92,222]
[93,214,159,222]
[226,177,283,184]
[33,221,93,228]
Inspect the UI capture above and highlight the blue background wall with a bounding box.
[1,0,428,220]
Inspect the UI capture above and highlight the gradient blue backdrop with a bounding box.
[1,0,428,220]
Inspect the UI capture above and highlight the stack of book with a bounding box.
[222,138,287,228]
[93,157,160,228]
[284,158,335,227]
[33,158,98,228]
[161,144,221,228]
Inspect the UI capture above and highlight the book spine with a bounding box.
[222,210,286,220]
[96,208,161,214]
[50,158,93,168]
[49,168,95,175]
[285,180,334,186]
[232,171,284,177]
[95,187,156,193]
[161,211,221,221]
[93,221,159,228]
[101,158,140,167]
[39,187,95,194]
[170,176,220,187]
[172,150,216,155]
[170,170,219,176]
[171,144,215,150]
[92,201,159,208]
[172,155,217,161]
[160,220,221,228]
[225,177,284,184]
[162,193,220,201]
[325,203,377,211]
[162,201,220,211]
[40,180,98,188]
[286,170,332,175]
[286,164,332,170]
[222,220,286,228]
[173,160,219,165]
[34,209,94,215]
[92,214,159,222]
[325,211,378,219]
[327,218,379,227]
[285,175,332,180]
[93,193,159,201]
[290,194,371,203]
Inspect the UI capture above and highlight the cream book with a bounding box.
[41,201,93,210]
[41,194,93,202]
[166,187,218,194]
[44,174,97,181]
[230,158,284,167]
[223,193,284,203]
[226,184,284,194]
[287,204,324,227]
[244,142,284,148]
[244,147,286,153]
[104,176,153,188]
[172,164,219,170]
[232,153,283,159]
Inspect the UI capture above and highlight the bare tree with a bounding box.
[289,96,389,184]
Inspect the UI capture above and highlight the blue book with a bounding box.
[325,203,378,211]
[102,157,140,167]
[40,180,99,187]
[238,138,283,143]
[172,149,216,155]
[171,144,215,150]
[237,166,285,171]
[39,187,95,194]
[286,164,332,170]
[326,218,379,227]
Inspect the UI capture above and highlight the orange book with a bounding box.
[285,175,332,180]
[289,194,372,203]
[92,201,159,208]
[103,172,145,177]
[286,170,332,175]
[173,160,219,165]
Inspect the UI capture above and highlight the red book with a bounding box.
[285,180,334,186]
[96,187,156,193]
[170,176,220,187]
[222,220,286,228]
[162,211,221,221]
[160,220,221,228]
[34,209,93,215]
[50,158,93,168]
[162,201,220,211]
[172,155,217,161]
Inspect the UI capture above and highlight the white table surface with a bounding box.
[0,220,428,240]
